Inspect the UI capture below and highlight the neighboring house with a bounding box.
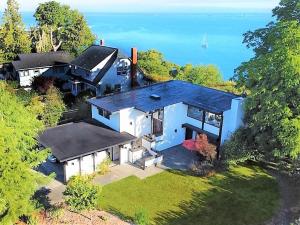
[11,51,73,87]
[69,45,145,96]
[88,80,244,159]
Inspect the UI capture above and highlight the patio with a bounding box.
[93,164,164,185]
[160,145,200,170]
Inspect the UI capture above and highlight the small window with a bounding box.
[34,70,40,75]
[114,84,121,93]
[187,106,203,121]
[205,112,221,128]
[98,108,111,119]
[117,61,129,76]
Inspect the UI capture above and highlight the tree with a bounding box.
[178,64,223,86]
[63,175,101,212]
[0,0,31,63]
[33,1,95,55]
[138,50,178,81]
[0,82,48,224]
[43,85,66,127]
[232,0,300,159]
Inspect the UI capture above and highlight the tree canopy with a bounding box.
[0,82,48,224]
[138,49,238,93]
[33,1,95,55]
[0,0,31,63]
[232,0,300,159]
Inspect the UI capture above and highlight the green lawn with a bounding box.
[98,166,279,225]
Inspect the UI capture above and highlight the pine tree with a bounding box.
[0,0,31,63]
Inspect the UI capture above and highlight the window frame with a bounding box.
[205,112,221,128]
[187,105,204,121]
[98,107,111,120]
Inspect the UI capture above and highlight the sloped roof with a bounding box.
[38,121,136,162]
[12,51,73,71]
[70,45,118,71]
[88,80,240,114]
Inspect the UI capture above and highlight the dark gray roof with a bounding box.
[88,80,239,114]
[38,121,136,162]
[70,45,118,71]
[12,51,73,71]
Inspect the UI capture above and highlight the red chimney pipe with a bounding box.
[100,39,105,46]
[131,47,138,87]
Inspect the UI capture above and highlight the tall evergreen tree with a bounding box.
[0,0,31,63]
[232,0,300,159]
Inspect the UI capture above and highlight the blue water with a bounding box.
[21,12,272,80]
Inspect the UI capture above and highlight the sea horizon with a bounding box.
[20,11,273,80]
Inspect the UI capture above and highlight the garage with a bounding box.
[38,121,136,182]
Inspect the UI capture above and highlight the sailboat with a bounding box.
[201,34,208,49]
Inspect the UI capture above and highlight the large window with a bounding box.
[205,112,222,128]
[152,109,164,137]
[187,105,204,121]
[98,108,111,119]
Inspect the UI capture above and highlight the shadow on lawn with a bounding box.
[154,167,279,225]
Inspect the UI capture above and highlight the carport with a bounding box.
[38,121,136,182]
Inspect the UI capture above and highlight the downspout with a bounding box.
[216,113,224,160]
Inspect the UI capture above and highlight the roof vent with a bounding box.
[150,94,161,100]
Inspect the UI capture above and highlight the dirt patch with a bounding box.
[265,171,300,225]
[40,209,130,225]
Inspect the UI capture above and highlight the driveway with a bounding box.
[160,145,199,170]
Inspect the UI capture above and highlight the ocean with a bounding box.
[22,12,272,80]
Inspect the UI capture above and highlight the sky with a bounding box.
[0,0,280,12]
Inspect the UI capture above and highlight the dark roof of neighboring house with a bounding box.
[38,121,136,162]
[88,80,240,114]
[70,45,118,71]
[12,51,73,71]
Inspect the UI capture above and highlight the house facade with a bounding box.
[88,80,244,159]
[69,45,145,96]
[11,52,73,87]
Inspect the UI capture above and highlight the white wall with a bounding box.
[64,150,111,182]
[221,97,244,143]
[154,103,187,151]
[18,66,68,87]
[119,108,152,137]
[120,143,131,164]
[19,67,49,86]
[97,58,144,96]
[91,105,120,131]
[64,159,80,181]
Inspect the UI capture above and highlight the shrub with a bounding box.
[97,157,111,175]
[63,176,101,212]
[48,204,64,221]
[194,134,217,162]
[43,85,66,127]
[32,76,55,94]
[134,208,150,225]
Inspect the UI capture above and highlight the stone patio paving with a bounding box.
[93,164,164,185]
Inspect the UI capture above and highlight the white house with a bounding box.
[69,45,145,96]
[88,80,245,159]
[11,52,73,87]
[39,80,244,182]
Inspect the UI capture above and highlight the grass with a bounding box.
[98,165,280,225]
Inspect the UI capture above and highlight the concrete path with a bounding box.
[93,164,164,185]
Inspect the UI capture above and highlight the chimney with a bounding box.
[100,39,105,46]
[131,47,138,87]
